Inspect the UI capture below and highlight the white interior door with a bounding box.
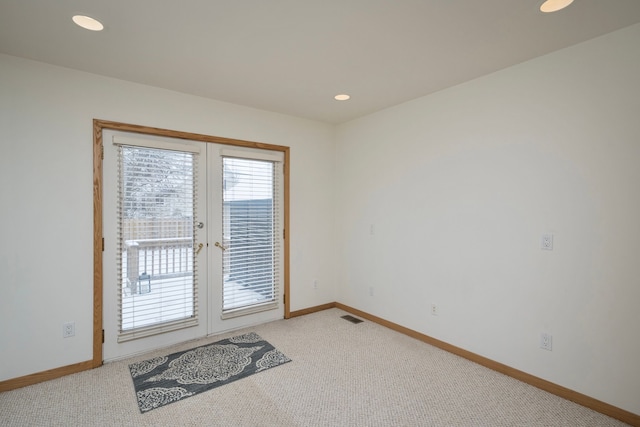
[208,145,285,334]
[102,130,208,361]
[102,132,284,361]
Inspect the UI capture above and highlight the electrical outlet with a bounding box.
[541,233,553,250]
[540,332,552,351]
[63,322,75,338]
[431,304,438,316]
[313,279,318,289]
[369,286,374,296]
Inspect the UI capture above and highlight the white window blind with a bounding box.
[221,156,281,318]
[116,144,199,342]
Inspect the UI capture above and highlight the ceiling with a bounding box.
[1,1,640,124]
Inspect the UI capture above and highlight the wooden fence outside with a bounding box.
[122,218,193,240]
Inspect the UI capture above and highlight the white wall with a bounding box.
[335,24,640,414]
[0,54,336,381]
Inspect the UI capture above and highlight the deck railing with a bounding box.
[125,237,193,293]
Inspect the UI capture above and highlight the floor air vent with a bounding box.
[341,315,364,324]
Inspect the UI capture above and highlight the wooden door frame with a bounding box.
[93,119,291,368]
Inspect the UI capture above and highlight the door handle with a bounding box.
[215,242,227,251]
[195,243,204,255]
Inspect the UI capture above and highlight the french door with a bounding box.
[102,129,284,361]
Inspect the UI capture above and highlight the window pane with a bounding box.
[118,146,198,338]
[222,158,279,313]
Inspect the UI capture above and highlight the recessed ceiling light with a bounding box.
[540,0,574,13]
[334,94,350,101]
[72,15,104,31]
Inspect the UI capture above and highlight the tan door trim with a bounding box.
[93,119,291,368]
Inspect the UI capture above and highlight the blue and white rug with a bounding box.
[129,332,291,413]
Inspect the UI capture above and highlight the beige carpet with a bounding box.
[0,308,629,426]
